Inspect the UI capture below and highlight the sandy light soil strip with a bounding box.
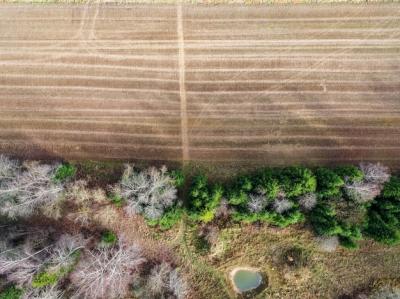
[177,3,190,161]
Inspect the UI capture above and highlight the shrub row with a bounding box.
[155,164,399,248]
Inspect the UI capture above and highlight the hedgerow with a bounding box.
[183,164,399,249]
[1,155,399,250]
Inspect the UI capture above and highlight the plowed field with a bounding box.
[0,3,399,166]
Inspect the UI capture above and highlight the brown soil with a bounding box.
[0,3,399,168]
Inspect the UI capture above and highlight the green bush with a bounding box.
[315,168,344,198]
[255,168,280,200]
[101,231,118,245]
[54,163,76,182]
[0,286,23,299]
[31,248,81,289]
[227,175,252,206]
[309,203,363,248]
[382,176,400,199]
[338,222,362,249]
[279,166,317,197]
[188,175,223,222]
[309,203,342,236]
[232,206,303,227]
[334,165,364,183]
[269,209,304,227]
[170,170,185,188]
[147,207,184,230]
[108,193,123,207]
[339,236,359,249]
[32,271,61,288]
[365,197,400,245]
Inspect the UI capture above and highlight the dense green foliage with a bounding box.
[308,203,362,249]
[0,286,22,299]
[315,168,344,198]
[279,166,317,198]
[182,165,398,249]
[147,207,184,230]
[334,165,364,183]
[254,169,280,200]
[223,167,314,227]
[188,175,223,222]
[382,176,400,199]
[170,170,185,188]
[54,163,76,182]
[365,176,400,245]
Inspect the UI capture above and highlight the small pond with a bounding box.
[230,268,263,294]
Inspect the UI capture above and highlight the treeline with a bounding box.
[1,155,400,250]
[116,162,400,249]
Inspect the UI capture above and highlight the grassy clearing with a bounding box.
[176,223,400,298]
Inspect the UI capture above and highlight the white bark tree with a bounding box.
[360,162,390,185]
[298,193,317,211]
[70,240,146,299]
[344,181,382,203]
[247,194,268,213]
[0,227,85,289]
[0,227,51,287]
[118,164,177,220]
[134,262,188,299]
[272,191,292,214]
[0,162,63,219]
[344,163,391,203]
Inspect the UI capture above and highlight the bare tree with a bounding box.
[214,198,231,220]
[23,286,64,299]
[0,162,63,219]
[272,191,292,214]
[298,193,317,211]
[343,163,390,203]
[118,164,177,220]
[49,234,86,269]
[169,268,189,299]
[70,239,146,299]
[135,262,188,299]
[147,262,172,297]
[247,194,268,213]
[198,224,219,246]
[0,227,85,289]
[344,181,382,203]
[65,180,107,226]
[369,287,400,299]
[0,228,51,287]
[360,162,390,185]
